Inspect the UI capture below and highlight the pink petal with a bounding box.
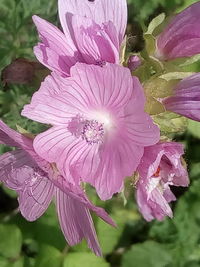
[69,63,135,109]
[33,126,99,184]
[55,188,102,256]
[22,72,90,125]
[32,15,82,76]
[22,64,138,126]
[83,139,143,200]
[156,2,200,59]
[52,175,116,227]
[119,76,160,146]
[18,167,54,221]
[0,120,32,151]
[0,150,54,221]
[58,0,127,44]
[71,15,119,64]
[163,73,200,121]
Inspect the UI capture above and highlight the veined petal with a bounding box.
[55,188,102,256]
[119,77,160,146]
[32,15,82,76]
[0,150,54,221]
[85,140,143,200]
[33,126,99,184]
[0,120,32,151]
[69,63,134,109]
[51,175,116,227]
[71,15,119,64]
[123,112,160,146]
[22,73,90,125]
[156,2,200,59]
[18,167,54,221]
[58,0,127,44]
[163,73,200,121]
[23,64,137,126]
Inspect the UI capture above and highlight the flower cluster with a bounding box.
[1,0,200,256]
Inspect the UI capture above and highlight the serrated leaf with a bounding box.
[63,252,109,267]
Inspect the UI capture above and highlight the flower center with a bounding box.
[81,120,104,144]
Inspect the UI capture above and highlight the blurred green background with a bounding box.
[0,0,200,266]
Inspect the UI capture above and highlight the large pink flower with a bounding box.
[163,73,200,122]
[156,2,200,60]
[0,120,116,256]
[22,63,160,200]
[33,0,127,76]
[136,142,189,221]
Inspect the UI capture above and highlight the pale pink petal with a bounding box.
[71,15,119,64]
[72,15,119,65]
[119,77,160,146]
[58,0,127,44]
[56,188,102,256]
[32,15,82,76]
[69,63,135,109]
[33,126,100,184]
[23,64,140,125]
[150,187,173,219]
[84,140,143,200]
[22,72,90,125]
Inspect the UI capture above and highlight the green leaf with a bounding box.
[187,119,200,139]
[63,252,109,267]
[159,72,195,81]
[96,218,121,255]
[122,241,172,267]
[34,245,62,267]
[0,257,23,267]
[0,224,22,258]
[146,13,166,35]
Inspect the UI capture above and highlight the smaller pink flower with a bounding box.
[33,0,127,76]
[163,73,200,122]
[22,63,160,200]
[136,142,189,221]
[156,2,200,60]
[0,120,115,256]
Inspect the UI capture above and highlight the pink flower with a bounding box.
[22,63,160,200]
[156,2,200,60]
[163,73,200,122]
[0,120,116,256]
[33,0,127,76]
[136,142,189,221]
